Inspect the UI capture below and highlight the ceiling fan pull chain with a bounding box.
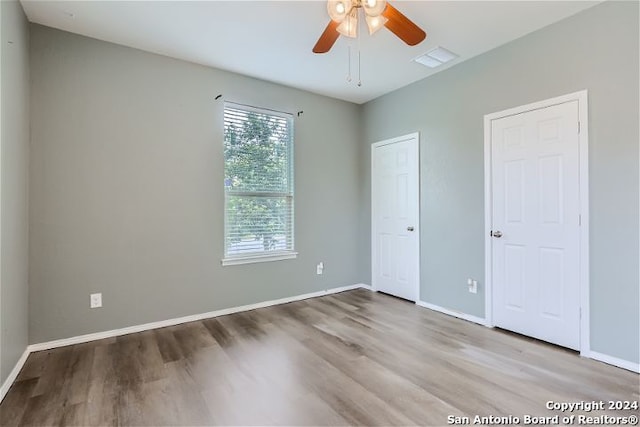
[347,46,352,82]
[357,10,362,87]
[357,49,362,87]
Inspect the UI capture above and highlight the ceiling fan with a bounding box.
[313,0,426,54]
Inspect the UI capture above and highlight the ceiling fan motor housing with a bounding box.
[327,0,388,37]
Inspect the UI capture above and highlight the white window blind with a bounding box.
[223,103,295,263]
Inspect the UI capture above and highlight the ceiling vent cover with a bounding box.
[414,46,459,68]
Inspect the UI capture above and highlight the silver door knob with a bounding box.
[492,230,503,238]
[407,226,415,232]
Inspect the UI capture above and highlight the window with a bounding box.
[222,102,295,265]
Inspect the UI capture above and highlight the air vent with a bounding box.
[414,47,459,68]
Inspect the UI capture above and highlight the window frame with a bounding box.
[221,102,297,266]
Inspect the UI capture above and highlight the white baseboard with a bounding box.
[4,284,638,403]
[28,283,371,353]
[2,283,369,403]
[416,300,488,326]
[415,301,640,373]
[0,348,29,403]
[586,350,640,373]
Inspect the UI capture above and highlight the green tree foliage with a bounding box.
[224,109,292,252]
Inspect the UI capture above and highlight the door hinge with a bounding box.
[578,214,582,226]
[577,121,581,134]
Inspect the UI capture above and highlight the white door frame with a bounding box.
[484,90,590,355]
[371,132,421,302]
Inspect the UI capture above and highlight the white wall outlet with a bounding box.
[469,280,478,294]
[316,262,324,275]
[90,293,102,308]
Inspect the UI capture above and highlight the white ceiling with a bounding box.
[20,0,601,104]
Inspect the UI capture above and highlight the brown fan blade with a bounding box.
[382,3,426,46]
[313,20,341,54]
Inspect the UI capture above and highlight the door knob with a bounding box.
[492,230,503,238]
[407,226,415,232]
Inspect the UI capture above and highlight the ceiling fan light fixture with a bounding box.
[337,9,358,38]
[327,0,352,22]
[363,0,387,17]
[365,14,388,35]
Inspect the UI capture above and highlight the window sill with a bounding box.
[222,252,298,266]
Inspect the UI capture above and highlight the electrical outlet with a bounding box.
[90,293,102,308]
[469,280,478,294]
[316,262,324,275]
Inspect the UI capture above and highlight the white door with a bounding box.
[372,133,420,302]
[491,101,581,350]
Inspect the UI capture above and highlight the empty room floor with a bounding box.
[0,289,638,426]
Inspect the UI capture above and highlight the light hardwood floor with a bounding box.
[1,289,638,426]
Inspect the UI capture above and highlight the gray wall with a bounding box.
[1,0,30,384]
[361,0,639,364]
[29,25,362,343]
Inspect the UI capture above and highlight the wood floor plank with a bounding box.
[171,322,218,357]
[58,402,87,426]
[153,326,185,363]
[62,344,96,406]
[15,393,64,426]
[84,343,119,426]
[14,351,48,383]
[29,347,75,398]
[263,325,415,426]
[113,334,146,386]
[273,316,462,424]
[135,330,167,384]
[0,378,38,426]
[1,289,637,426]
[201,317,235,348]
